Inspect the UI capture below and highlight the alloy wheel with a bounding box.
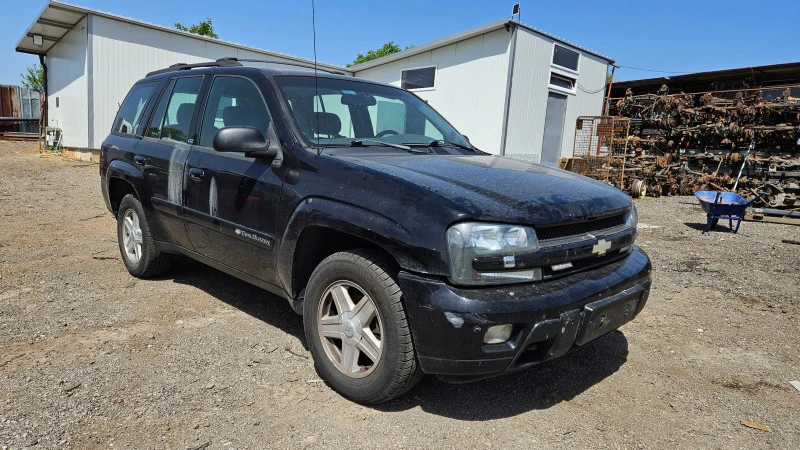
[121,208,143,264]
[317,281,383,378]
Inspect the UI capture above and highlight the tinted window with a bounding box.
[553,45,579,71]
[401,67,436,90]
[199,77,271,148]
[112,82,156,135]
[145,77,203,143]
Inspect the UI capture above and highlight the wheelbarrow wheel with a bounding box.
[709,218,719,229]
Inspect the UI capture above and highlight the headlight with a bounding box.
[446,223,541,286]
[626,203,638,238]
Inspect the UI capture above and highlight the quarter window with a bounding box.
[112,82,156,135]
[553,45,580,71]
[146,76,203,143]
[199,77,272,148]
[401,67,436,90]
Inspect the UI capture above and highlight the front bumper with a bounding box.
[398,246,652,382]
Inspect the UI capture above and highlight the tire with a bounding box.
[303,249,422,404]
[116,194,172,278]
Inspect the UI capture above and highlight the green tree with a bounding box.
[347,41,410,67]
[175,18,218,38]
[20,64,44,91]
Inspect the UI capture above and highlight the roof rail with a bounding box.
[216,57,348,76]
[146,59,243,77]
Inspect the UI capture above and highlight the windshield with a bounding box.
[274,76,470,148]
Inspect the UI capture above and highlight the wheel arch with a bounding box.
[106,160,146,215]
[278,198,432,311]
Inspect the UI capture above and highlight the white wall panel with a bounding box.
[47,16,88,148]
[355,29,512,154]
[561,53,608,157]
[505,28,608,163]
[89,15,326,148]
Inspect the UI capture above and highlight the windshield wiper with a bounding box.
[403,140,478,152]
[349,139,427,154]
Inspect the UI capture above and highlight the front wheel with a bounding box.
[303,249,422,404]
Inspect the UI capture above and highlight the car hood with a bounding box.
[334,153,631,225]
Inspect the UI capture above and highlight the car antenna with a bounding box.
[312,0,321,154]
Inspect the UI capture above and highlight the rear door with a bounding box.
[136,75,205,249]
[183,74,284,283]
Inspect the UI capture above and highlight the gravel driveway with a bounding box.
[1,141,798,449]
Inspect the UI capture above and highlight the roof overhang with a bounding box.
[16,1,350,74]
[348,19,614,72]
[611,61,800,97]
[16,1,87,55]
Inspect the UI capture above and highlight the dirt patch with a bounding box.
[1,143,798,449]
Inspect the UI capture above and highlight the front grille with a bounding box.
[536,213,626,241]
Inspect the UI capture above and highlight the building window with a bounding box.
[549,74,575,91]
[401,66,436,90]
[552,45,579,72]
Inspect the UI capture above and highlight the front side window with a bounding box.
[112,82,157,135]
[145,76,203,143]
[275,76,464,148]
[401,67,436,90]
[198,77,272,148]
[553,45,580,71]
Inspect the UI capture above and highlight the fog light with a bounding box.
[484,324,513,344]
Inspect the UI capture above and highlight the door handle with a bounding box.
[189,168,205,180]
[133,155,146,165]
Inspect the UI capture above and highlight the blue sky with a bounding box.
[1,0,798,86]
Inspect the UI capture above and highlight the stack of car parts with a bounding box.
[563,87,800,224]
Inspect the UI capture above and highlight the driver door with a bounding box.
[183,75,284,283]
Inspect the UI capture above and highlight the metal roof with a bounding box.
[348,19,614,72]
[15,0,349,74]
[610,61,800,97]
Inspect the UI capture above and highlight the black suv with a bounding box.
[100,58,651,404]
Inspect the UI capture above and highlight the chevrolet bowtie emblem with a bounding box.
[592,238,612,256]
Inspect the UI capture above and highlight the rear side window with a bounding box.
[145,76,203,143]
[199,76,271,148]
[112,82,156,135]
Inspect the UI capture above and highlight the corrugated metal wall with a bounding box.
[355,29,513,154]
[0,86,41,134]
[504,28,608,164]
[89,15,328,149]
[48,16,89,148]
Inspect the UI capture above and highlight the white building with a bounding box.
[17,1,613,165]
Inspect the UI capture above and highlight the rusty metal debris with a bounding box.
[564,85,800,215]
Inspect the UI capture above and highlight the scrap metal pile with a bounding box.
[566,86,800,215]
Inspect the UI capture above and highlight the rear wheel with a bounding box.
[303,249,422,404]
[117,195,172,278]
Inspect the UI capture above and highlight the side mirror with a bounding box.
[213,127,278,160]
[462,134,470,143]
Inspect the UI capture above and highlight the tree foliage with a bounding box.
[175,18,218,38]
[20,64,44,91]
[347,41,410,67]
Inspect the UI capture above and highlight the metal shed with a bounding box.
[351,20,614,163]
[15,1,345,155]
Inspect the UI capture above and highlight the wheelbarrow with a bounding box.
[694,191,766,233]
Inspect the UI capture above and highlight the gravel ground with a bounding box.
[0,141,798,449]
